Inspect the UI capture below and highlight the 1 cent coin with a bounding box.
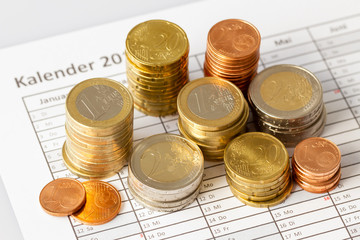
[293,137,341,177]
[39,178,86,216]
[72,180,121,225]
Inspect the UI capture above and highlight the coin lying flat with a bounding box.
[39,178,86,216]
[71,180,121,225]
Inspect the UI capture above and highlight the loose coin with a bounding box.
[72,180,121,225]
[39,178,86,216]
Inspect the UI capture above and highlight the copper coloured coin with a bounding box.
[72,180,121,225]
[208,19,260,59]
[39,178,86,216]
[293,137,341,177]
[205,19,261,94]
[293,172,341,193]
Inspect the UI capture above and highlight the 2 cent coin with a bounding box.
[71,180,121,225]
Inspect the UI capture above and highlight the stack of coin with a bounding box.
[248,64,326,147]
[177,77,249,161]
[204,19,261,93]
[292,137,341,193]
[63,78,134,179]
[125,19,189,116]
[128,134,204,212]
[39,178,122,225]
[224,132,293,208]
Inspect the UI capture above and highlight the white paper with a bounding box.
[1,0,360,239]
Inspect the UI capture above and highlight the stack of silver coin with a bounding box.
[248,64,326,147]
[128,134,204,212]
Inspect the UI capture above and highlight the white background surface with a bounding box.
[0,0,200,49]
[0,1,200,239]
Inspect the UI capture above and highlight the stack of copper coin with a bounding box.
[128,134,204,212]
[224,132,293,208]
[177,77,249,161]
[63,78,134,179]
[204,19,261,93]
[248,64,326,147]
[125,19,189,116]
[292,137,341,193]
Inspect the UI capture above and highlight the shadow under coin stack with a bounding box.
[204,19,261,94]
[177,77,249,161]
[224,132,293,208]
[292,137,341,193]
[125,19,189,116]
[248,64,326,147]
[128,134,204,212]
[63,78,134,179]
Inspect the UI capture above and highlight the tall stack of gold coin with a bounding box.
[224,132,293,208]
[125,19,189,116]
[292,137,341,193]
[177,77,248,161]
[63,78,134,179]
[248,64,326,147]
[204,19,261,93]
[128,134,204,212]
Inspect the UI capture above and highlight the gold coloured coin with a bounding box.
[227,175,290,201]
[126,20,189,69]
[230,179,293,208]
[62,143,124,179]
[225,162,290,190]
[177,77,248,161]
[224,132,289,184]
[63,78,134,179]
[178,77,244,131]
[125,20,189,116]
[66,78,133,135]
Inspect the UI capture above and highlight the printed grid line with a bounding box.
[21,13,360,240]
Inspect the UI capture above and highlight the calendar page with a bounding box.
[1,0,360,239]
